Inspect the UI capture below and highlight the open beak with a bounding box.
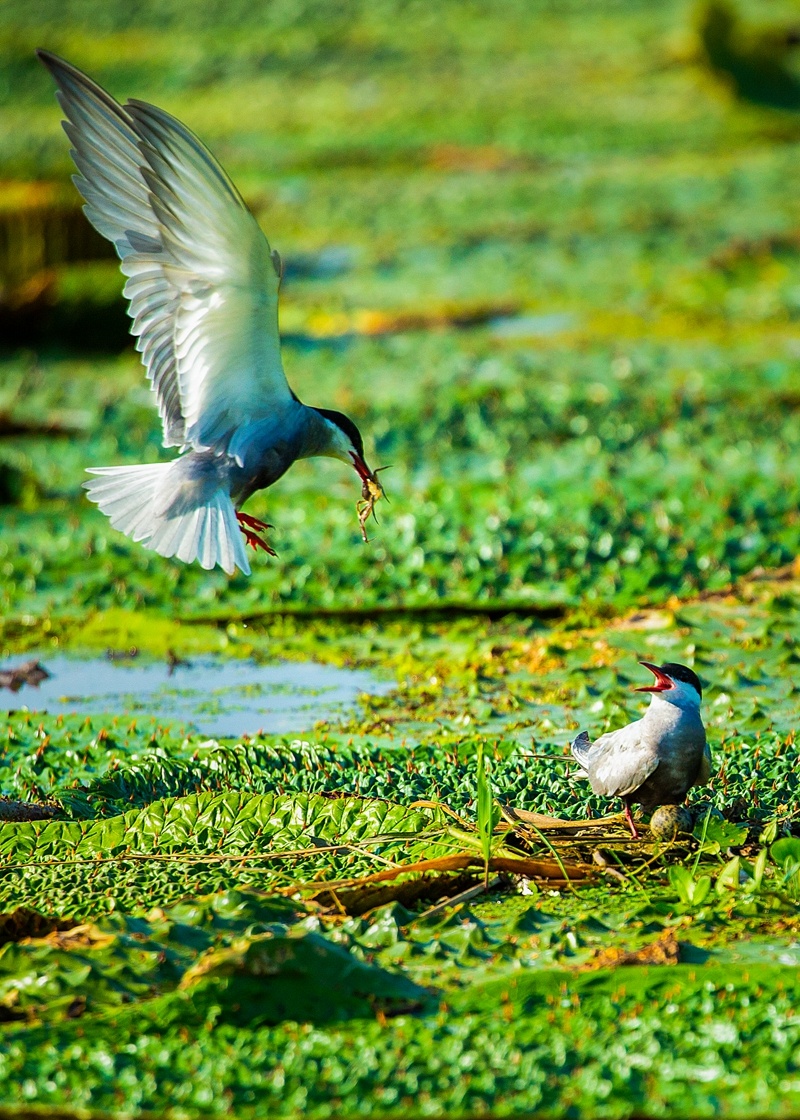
[635,661,674,693]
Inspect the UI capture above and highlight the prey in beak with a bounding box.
[351,453,388,542]
[635,661,674,693]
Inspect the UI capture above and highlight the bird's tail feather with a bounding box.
[83,462,251,575]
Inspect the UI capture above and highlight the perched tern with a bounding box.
[37,51,384,574]
[570,661,711,838]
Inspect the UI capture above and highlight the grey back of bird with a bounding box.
[571,697,709,810]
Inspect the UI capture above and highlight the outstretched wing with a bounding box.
[38,50,291,455]
[582,722,659,798]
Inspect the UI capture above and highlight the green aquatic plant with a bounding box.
[771,836,800,899]
[668,862,712,908]
[2,0,800,1114]
[475,740,501,888]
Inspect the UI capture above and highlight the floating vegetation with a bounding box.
[2,0,800,1115]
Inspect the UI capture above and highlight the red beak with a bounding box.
[350,451,373,484]
[635,661,674,693]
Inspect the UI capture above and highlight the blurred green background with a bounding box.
[3,0,800,626]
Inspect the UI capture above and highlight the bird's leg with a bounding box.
[623,800,640,840]
[240,529,277,555]
[236,511,277,556]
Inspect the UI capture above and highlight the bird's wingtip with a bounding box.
[35,49,89,85]
[35,48,75,85]
[570,730,591,754]
[35,48,60,68]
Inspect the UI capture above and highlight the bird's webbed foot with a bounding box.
[236,511,277,556]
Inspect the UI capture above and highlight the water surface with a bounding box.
[0,654,391,737]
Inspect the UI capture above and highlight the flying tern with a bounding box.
[38,51,384,575]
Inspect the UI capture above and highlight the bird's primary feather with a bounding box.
[570,730,591,761]
[569,730,591,778]
[37,50,291,457]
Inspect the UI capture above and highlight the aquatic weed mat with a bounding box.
[1,889,800,1117]
[1,584,800,1115]
[3,0,800,1114]
[5,331,800,625]
[4,571,800,811]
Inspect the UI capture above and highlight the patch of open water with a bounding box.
[0,654,393,738]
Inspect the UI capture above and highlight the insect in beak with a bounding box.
[352,457,390,542]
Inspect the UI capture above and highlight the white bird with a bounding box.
[37,51,384,575]
[570,661,711,838]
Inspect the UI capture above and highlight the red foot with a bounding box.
[624,801,640,840]
[236,511,277,556]
[237,512,273,533]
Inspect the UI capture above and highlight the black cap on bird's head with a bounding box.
[636,661,702,698]
[313,406,373,478]
[316,408,365,462]
[311,405,386,541]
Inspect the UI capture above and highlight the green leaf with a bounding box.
[716,856,741,894]
[752,848,768,890]
[760,819,779,845]
[668,866,694,905]
[669,866,712,907]
[691,875,712,907]
[182,930,432,1025]
[771,837,800,869]
[0,793,451,918]
[693,816,748,855]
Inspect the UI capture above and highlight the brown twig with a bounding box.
[0,838,406,873]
